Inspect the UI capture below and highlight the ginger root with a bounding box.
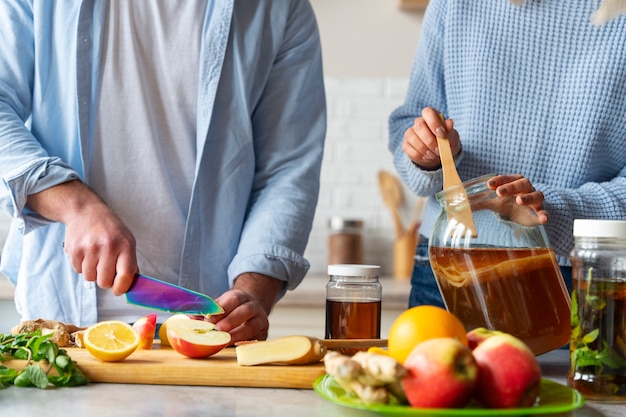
[324,351,407,405]
[11,319,86,347]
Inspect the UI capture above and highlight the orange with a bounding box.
[387,305,468,364]
[83,320,140,362]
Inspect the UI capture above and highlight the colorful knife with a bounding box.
[125,274,224,316]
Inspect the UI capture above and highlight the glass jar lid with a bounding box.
[573,219,626,239]
[327,264,380,276]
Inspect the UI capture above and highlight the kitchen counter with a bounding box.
[1,350,624,417]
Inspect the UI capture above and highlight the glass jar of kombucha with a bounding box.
[428,174,571,356]
[568,219,626,401]
[325,264,382,355]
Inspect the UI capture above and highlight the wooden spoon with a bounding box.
[436,114,477,237]
[378,170,405,238]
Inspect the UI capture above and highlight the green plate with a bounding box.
[313,374,584,416]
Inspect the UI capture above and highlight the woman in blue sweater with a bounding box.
[389,0,626,308]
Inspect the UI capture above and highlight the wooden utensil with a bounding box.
[436,114,477,237]
[378,170,405,238]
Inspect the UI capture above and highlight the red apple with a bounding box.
[466,327,503,350]
[167,319,231,358]
[402,337,478,408]
[132,313,157,349]
[472,333,541,408]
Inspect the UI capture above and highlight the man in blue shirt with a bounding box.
[0,1,326,343]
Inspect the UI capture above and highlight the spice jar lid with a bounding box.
[573,219,626,239]
[328,264,380,276]
[328,217,363,231]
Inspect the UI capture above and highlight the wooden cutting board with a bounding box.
[6,347,326,389]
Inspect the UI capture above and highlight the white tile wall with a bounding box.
[0,77,419,278]
[304,77,421,276]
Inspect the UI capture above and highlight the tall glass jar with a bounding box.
[325,264,381,354]
[568,219,626,401]
[429,174,571,355]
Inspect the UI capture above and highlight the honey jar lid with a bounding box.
[573,219,626,239]
[328,264,380,276]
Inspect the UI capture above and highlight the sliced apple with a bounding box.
[132,313,157,350]
[158,314,192,347]
[167,319,231,358]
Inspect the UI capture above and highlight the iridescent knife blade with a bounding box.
[125,274,224,316]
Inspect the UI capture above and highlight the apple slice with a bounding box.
[132,313,157,350]
[167,319,231,358]
[158,314,193,347]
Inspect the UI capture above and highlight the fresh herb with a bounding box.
[0,330,88,389]
[570,291,626,371]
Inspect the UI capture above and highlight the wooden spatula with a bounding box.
[378,170,405,238]
[436,114,477,238]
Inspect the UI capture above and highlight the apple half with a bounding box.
[167,319,231,358]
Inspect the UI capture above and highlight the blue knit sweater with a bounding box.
[388,0,626,263]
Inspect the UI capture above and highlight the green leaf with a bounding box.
[571,346,601,368]
[14,365,49,388]
[597,344,626,369]
[585,295,606,311]
[582,328,600,344]
[0,365,19,385]
[55,354,70,370]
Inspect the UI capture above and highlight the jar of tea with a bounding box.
[428,174,571,356]
[568,219,626,401]
[325,264,382,354]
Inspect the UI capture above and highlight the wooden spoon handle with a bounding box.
[436,114,462,189]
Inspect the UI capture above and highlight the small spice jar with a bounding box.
[325,264,382,354]
[568,219,626,401]
[327,217,363,265]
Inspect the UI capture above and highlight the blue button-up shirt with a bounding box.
[0,0,326,326]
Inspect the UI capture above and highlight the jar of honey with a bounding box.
[568,219,626,401]
[325,264,381,355]
[428,174,571,356]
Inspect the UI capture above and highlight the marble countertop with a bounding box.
[1,350,623,417]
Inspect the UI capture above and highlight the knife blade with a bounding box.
[125,274,224,316]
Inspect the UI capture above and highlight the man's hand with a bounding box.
[207,272,285,343]
[26,180,138,295]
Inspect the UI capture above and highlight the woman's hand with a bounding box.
[487,174,548,224]
[402,107,461,169]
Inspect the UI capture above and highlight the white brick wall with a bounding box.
[0,77,421,278]
[304,77,422,276]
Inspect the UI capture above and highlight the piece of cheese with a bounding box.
[236,335,327,366]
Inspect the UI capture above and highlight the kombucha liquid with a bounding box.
[325,299,381,355]
[430,246,571,355]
